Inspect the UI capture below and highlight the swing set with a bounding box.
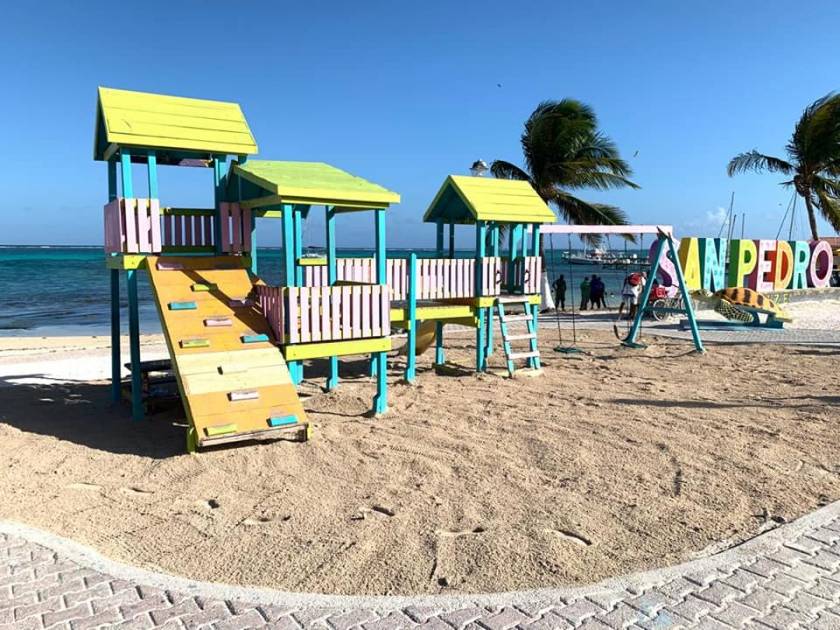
[541,224,705,353]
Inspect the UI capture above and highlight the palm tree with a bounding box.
[727,93,840,240]
[491,99,639,244]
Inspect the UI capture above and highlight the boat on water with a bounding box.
[561,249,639,267]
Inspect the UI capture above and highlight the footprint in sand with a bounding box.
[66,482,101,491]
[120,486,154,497]
[195,499,220,510]
[545,528,592,547]
[243,515,291,526]
[436,526,486,537]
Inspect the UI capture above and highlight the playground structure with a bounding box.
[96,87,554,452]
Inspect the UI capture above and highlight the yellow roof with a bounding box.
[423,176,556,224]
[233,160,400,210]
[94,87,258,161]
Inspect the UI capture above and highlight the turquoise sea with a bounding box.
[0,246,646,336]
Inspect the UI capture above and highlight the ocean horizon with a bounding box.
[0,246,646,336]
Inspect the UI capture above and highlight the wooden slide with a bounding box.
[147,256,308,452]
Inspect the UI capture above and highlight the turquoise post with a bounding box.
[434,220,445,365]
[108,158,120,403]
[475,221,487,372]
[212,156,227,254]
[406,253,418,382]
[120,150,143,420]
[147,151,158,198]
[294,208,304,286]
[448,222,455,257]
[485,222,499,358]
[373,209,388,414]
[326,206,339,390]
[668,234,705,352]
[282,204,302,384]
[527,224,542,368]
[625,234,664,349]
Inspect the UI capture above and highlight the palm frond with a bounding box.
[789,92,840,164]
[489,160,531,182]
[727,151,795,176]
[813,175,840,199]
[814,189,840,233]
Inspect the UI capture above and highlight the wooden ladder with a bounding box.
[495,296,540,376]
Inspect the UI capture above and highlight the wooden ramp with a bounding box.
[147,256,308,452]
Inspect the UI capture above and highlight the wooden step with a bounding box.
[497,296,531,304]
[501,314,532,322]
[505,333,536,341]
[508,351,540,360]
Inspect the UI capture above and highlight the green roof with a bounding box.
[94,87,258,162]
[423,176,556,224]
[232,160,400,210]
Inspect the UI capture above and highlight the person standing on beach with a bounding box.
[590,275,605,309]
[580,276,591,311]
[617,272,641,320]
[553,274,567,311]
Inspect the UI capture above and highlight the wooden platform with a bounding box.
[147,256,308,451]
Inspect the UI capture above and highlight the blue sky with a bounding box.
[1,1,838,248]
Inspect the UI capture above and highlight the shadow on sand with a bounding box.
[0,375,186,458]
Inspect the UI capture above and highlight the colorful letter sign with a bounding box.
[650,237,835,291]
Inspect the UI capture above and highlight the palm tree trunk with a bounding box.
[803,194,819,240]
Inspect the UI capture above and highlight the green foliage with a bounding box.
[727,92,840,239]
[491,99,638,245]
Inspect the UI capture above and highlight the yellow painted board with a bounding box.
[414,304,476,320]
[195,404,306,443]
[106,119,255,147]
[105,254,147,270]
[189,387,304,419]
[283,337,392,360]
[162,314,270,344]
[182,364,292,396]
[177,348,285,375]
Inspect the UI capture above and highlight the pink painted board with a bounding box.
[341,286,351,339]
[371,286,381,337]
[231,203,242,253]
[361,285,371,338]
[242,207,252,252]
[136,199,151,252]
[310,287,320,342]
[320,286,330,341]
[123,199,138,253]
[149,200,162,252]
[219,203,231,253]
[288,287,300,344]
[331,287,341,339]
[352,287,361,338]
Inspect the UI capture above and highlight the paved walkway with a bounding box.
[536,313,840,346]
[4,503,840,629]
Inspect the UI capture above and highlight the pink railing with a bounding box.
[302,256,512,299]
[104,198,162,254]
[105,199,252,255]
[504,256,542,295]
[254,284,390,345]
[162,212,215,249]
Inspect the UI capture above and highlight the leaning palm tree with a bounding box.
[728,92,840,240]
[491,99,639,244]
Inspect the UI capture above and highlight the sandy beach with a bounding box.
[1,319,839,596]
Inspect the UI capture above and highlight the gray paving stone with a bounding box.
[709,600,759,627]
[5,503,840,630]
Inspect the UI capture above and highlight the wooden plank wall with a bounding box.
[104,198,161,254]
[162,213,215,249]
[301,257,506,299]
[505,256,542,294]
[255,284,390,345]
